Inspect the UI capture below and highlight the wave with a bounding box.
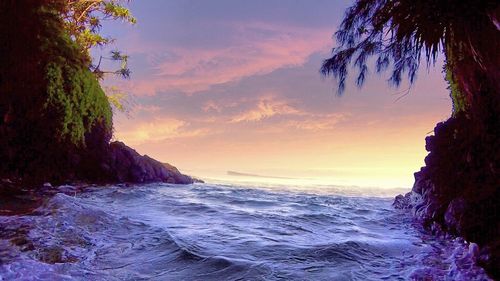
[0,193,268,281]
[0,183,493,280]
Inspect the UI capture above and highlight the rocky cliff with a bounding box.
[0,1,194,187]
[395,112,499,278]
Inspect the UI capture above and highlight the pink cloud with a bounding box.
[285,113,347,131]
[133,104,162,113]
[125,22,332,95]
[202,100,223,113]
[230,96,303,123]
[113,117,209,145]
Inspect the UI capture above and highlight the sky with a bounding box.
[98,0,451,188]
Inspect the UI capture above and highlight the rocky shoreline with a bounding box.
[104,141,196,184]
[394,114,499,279]
[0,140,200,216]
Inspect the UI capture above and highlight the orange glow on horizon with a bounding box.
[105,1,451,190]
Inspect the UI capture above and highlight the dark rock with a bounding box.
[394,112,500,279]
[106,141,194,184]
[444,198,467,234]
[393,192,412,209]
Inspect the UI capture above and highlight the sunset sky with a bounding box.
[100,0,451,188]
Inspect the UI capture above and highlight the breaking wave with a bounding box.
[0,183,492,280]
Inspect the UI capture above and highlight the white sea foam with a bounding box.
[0,183,492,280]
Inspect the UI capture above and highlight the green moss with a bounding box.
[445,65,468,116]
[445,40,469,116]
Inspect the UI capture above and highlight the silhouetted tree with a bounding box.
[321,0,499,118]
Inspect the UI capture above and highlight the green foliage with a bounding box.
[321,0,498,95]
[64,1,135,113]
[45,62,112,145]
[38,2,113,146]
[104,86,133,114]
[64,0,136,54]
[0,0,116,182]
[75,28,111,51]
[445,65,467,116]
[63,0,134,81]
[93,50,131,80]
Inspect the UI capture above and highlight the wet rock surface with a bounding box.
[394,113,500,279]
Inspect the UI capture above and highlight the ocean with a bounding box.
[0,182,491,280]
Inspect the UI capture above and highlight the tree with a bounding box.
[321,0,499,118]
[63,0,135,78]
[63,0,136,112]
[63,0,135,53]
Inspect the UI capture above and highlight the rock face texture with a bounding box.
[394,113,499,278]
[105,142,194,184]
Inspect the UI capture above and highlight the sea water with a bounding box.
[0,183,492,280]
